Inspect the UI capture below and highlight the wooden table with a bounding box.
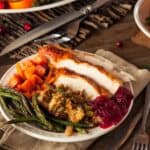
[78,14,150,150]
[0,14,150,149]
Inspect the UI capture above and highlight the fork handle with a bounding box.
[141,83,150,132]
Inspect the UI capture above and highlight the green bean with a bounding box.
[0,87,93,132]
[75,127,87,134]
[0,96,25,119]
[0,92,20,101]
[17,92,33,116]
[7,105,21,117]
[0,87,20,99]
[0,96,14,116]
[7,116,53,131]
[6,116,43,125]
[13,101,29,117]
[0,87,14,93]
[32,95,53,130]
[50,117,93,128]
[0,87,33,116]
[53,123,64,132]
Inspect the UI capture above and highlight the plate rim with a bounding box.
[0,54,134,143]
[0,0,76,14]
[134,0,150,38]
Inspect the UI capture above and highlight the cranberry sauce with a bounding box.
[90,87,133,128]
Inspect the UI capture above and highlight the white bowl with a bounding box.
[134,0,150,38]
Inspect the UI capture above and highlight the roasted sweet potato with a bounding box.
[9,74,23,88]
[16,63,25,79]
[35,65,46,77]
[20,79,35,92]
[30,74,43,85]
[24,64,36,79]
[32,55,48,66]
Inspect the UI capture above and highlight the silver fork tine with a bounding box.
[140,144,144,150]
[132,143,136,150]
[34,16,86,44]
[131,84,150,150]
[145,144,148,150]
[135,144,139,150]
[133,141,149,150]
[0,144,15,150]
[53,36,71,44]
[53,17,85,44]
[34,32,64,43]
[0,126,15,145]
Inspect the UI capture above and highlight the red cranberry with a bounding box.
[0,25,5,34]
[116,41,123,48]
[114,87,133,115]
[114,87,133,106]
[0,2,5,9]
[23,23,32,32]
[90,87,133,129]
[90,96,122,128]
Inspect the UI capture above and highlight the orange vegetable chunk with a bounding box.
[9,74,23,88]
[16,63,25,79]
[20,79,34,92]
[30,74,43,85]
[32,55,48,66]
[23,62,36,79]
[35,65,46,77]
[24,92,32,99]
[8,0,34,9]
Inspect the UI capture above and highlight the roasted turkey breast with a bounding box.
[54,68,110,99]
[39,45,123,94]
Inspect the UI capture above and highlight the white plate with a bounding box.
[0,55,133,142]
[134,0,150,38]
[0,0,76,14]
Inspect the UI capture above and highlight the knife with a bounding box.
[0,0,111,56]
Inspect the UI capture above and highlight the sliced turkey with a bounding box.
[39,45,123,94]
[54,68,110,99]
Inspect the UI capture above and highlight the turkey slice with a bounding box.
[39,45,123,94]
[54,69,110,99]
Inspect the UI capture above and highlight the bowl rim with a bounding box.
[134,0,150,38]
[0,0,76,14]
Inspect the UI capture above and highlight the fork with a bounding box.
[132,83,150,150]
[34,17,86,44]
[0,144,15,150]
[0,124,15,150]
[0,124,15,145]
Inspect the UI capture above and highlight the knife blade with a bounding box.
[0,0,111,56]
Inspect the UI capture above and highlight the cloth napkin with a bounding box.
[0,49,150,150]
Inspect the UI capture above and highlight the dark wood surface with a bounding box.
[78,14,150,67]
[78,14,150,150]
[0,14,150,150]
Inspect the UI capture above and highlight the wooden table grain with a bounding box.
[78,14,150,150]
[0,14,150,150]
[78,15,150,67]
